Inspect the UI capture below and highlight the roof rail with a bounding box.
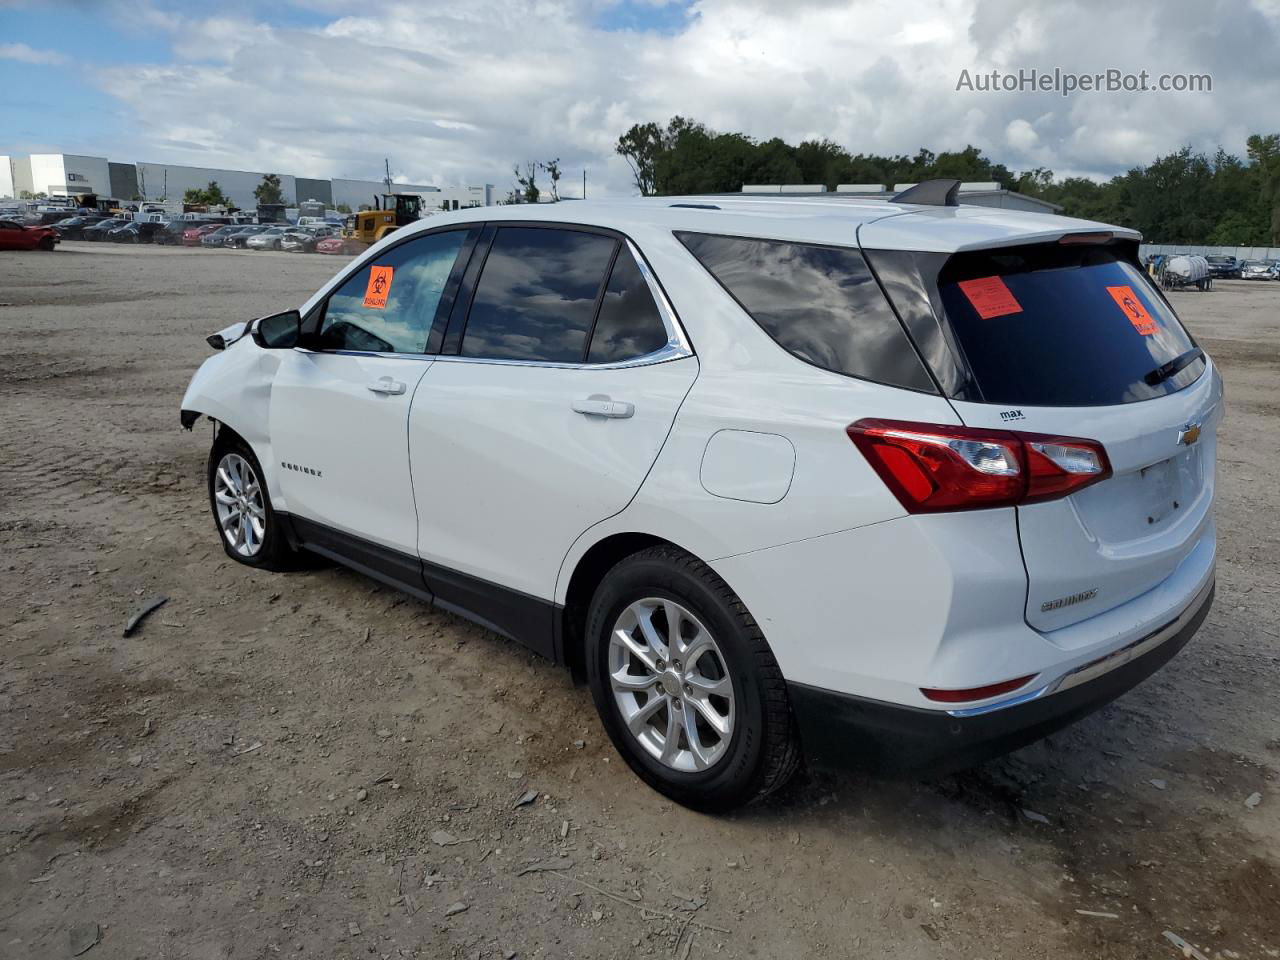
[890,179,961,207]
[669,202,720,210]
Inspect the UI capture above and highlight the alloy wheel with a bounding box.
[213,452,266,557]
[608,598,736,772]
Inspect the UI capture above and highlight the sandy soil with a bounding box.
[1,242,1277,960]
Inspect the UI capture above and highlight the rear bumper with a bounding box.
[789,579,1214,775]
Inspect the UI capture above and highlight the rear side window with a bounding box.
[587,245,670,363]
[319,230,468,354]
[676,232,934,392]
[462,227,616,363]
[935,244,1203,406]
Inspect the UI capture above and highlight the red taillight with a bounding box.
[921,674,1037,703]
[847,419,1111,513]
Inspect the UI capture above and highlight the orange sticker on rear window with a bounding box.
[1105,284,1158,335]
[363,266,394,309]
[957,276,1022,319]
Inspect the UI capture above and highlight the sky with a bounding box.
[2,0,1278,197]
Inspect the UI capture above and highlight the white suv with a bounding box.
[181,184,1220,810]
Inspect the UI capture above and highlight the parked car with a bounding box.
[108,221,166,243]
[1204,255,1240,279]
[201,225,245,247]
[224,225,273,248]
[245,226,295,251]
[314,234,350,255]
[180,194,1221,810]
[1264,259,1280,279]
[83,218,131,241]
[279,226,336,253]
[51,215,108,240]
[0,218,59,250]
[1241,259,1273,280]
[181,223,223,246]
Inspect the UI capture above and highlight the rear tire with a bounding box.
[207,432,297,570]
[586,546,800,811]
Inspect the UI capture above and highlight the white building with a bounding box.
[0,151,495,211]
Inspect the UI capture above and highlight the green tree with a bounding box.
[183,181,230,207]
[542,158,562,201]
[336,203,352,214]
[254,173,285,206]
[509,162,540,204]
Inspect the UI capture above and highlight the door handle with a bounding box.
[367,376,407,395]
[572,395,634,419]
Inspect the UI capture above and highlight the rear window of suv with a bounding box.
[676,232,935,392]
[934,244,1204,406]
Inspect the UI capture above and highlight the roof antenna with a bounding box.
[890,179,962,207]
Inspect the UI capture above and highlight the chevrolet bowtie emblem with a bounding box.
[1178,422,1202,446]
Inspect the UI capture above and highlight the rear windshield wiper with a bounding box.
[1144,347,1204,386]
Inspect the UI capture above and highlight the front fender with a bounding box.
[180,338,289,510]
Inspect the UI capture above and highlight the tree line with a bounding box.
[615,117,1280,245]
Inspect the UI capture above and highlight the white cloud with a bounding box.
[67,0,1280,196]
[0,42,68,65]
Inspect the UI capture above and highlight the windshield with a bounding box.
[931,243,1205,406]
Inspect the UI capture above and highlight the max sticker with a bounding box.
[957,276,1022,319]
[1106,284,1158,335]
[363,266,394,309]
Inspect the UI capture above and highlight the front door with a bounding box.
[268,228,474,564]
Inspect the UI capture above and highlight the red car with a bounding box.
[0,218,59,251]
[183,223,224,246]
[315,235,352,255]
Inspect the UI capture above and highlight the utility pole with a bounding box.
[583,169,586,200]
[384,158,393,195]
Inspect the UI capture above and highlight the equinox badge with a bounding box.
[1178,422,1202,446]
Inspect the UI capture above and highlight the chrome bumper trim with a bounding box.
[947,576,1214,718]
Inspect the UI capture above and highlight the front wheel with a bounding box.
[586,546,800,811]
[207,433,297,569]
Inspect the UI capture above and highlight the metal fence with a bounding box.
[1139,244,1280,261]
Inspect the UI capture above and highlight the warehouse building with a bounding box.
[0,152,495,211]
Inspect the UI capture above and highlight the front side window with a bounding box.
[676,232,934,391]
[461,227,616,362]
[319,230,468,354]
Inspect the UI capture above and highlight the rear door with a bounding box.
[409,226,697,632]
[923,241,1222,631]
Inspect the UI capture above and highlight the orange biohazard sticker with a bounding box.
[957,276,1023,319]
[363,266,394,309]
[1105,284,1158,335]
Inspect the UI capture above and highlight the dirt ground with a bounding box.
[1,242,1277,960]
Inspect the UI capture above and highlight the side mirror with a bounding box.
[253,310,302,349]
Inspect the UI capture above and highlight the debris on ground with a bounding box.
[430,830,461,847]
[517,860,572,876]
[69,922,101,955]
[1149,779,1168,790]
[1020,808,1051,825]
[1244,791,1262,809]
[445,901,469,917]
[122,596,168,637]
[1076,909,1120,919]
[514,789,538,808]
[1163,930,1211,960]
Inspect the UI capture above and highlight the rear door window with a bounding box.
[935,244,1203,406]
[676,232,934,392]
[586,245,670,363]
[319,230,469,354]
[461,227,616,363]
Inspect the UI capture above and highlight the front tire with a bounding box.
[586,546,800,811]
[207,433,296,569]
